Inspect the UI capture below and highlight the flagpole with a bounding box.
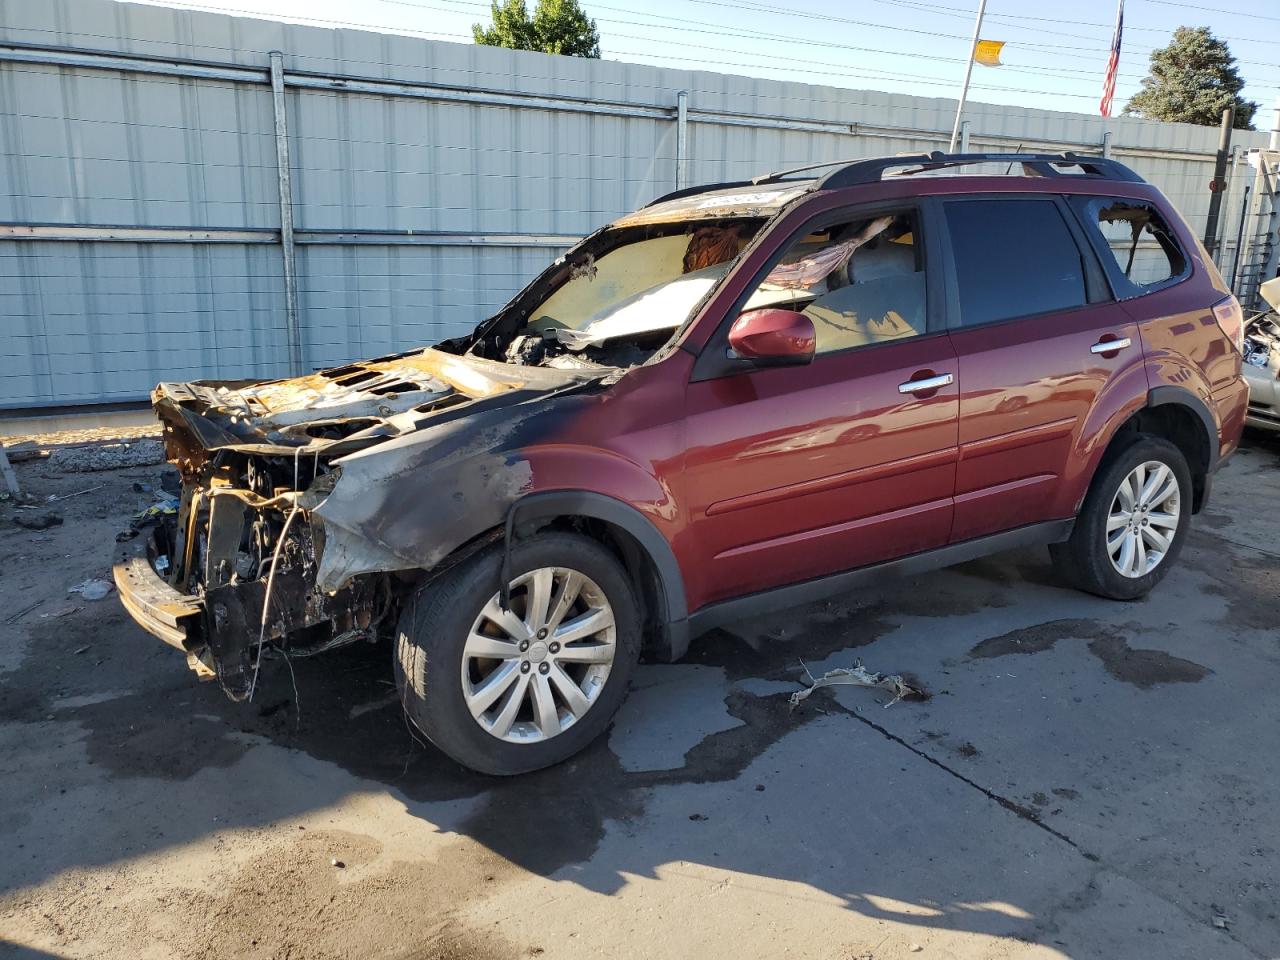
[948,0,988,153]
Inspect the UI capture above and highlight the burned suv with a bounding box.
[115,152,1249,775]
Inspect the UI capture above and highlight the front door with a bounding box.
[940,195,1144,542]
[680,203,960,611]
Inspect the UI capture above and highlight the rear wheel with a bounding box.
[1051,435,1192,600]
[395,531,641,775]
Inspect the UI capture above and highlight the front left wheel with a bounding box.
[394,531,641,776]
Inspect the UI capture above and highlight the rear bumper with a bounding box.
[112,557,213,677]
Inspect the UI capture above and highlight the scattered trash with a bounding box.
[133,494,179,528]
[131,481,153,493]
[1212,914,1231,929]
[688,813,708,822]
[14,511,63,531]
[909,945,924,954]
[48,439,165,473]
[115,529,140,543]
[790,659,929,709]
[46,484,104,502]
[68,579,114,601]
[73,645,90,655]
[40,603,78,619]
[330,858,345,869]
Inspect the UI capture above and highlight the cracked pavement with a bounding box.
[1,432,1278,959]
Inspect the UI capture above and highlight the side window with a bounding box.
[945,199,1088,327]
[740,210,926,356]
[1081,198,1187,294]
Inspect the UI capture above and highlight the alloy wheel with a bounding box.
[460,566,616,743]
[1106,460,1181,579]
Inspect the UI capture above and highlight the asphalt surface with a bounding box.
[1,432,1278,960]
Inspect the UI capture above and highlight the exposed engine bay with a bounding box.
[1243,277,1280,434]
[1245,308,1280,380]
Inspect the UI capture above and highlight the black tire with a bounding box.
[394,531,641,776]
[1050,434,1193,600]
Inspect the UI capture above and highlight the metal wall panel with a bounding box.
[0,0,1272,409]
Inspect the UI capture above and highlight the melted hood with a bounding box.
[152,347,607,458]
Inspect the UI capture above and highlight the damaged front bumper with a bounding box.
[114,508,386,698]
[113,554,210,675]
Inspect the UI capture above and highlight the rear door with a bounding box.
[940,195,1143,542]
[680,201,960,609]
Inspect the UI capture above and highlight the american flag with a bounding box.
[1100,0,1124,117]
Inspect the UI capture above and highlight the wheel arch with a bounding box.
[1096,386,1217,513]
[506,491,691,662]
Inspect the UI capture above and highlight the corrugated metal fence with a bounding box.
[1,0,1275,409]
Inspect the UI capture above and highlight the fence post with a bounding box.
[959,120,970,153]
[269,50,304,376]
[676,91,689,190]
[1101,131,1112,159]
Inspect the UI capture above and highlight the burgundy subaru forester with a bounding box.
[116,152,1249,774]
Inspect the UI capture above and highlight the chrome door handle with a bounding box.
[898,373,954,394]
[1090,337,1131,354]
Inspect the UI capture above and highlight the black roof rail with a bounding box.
[643,179,756,208]
[814,151,1146,190]
[644,151,1144,209]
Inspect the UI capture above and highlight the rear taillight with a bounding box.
[1212,296,1245,355]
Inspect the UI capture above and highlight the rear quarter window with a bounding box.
[1073,197,1188,297]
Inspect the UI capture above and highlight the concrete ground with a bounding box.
[1,431,1278,960]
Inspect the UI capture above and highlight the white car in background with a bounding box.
[1244,277,1280,433]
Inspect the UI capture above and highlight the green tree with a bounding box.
[473,0,601,58]
[1124,26,1256,130]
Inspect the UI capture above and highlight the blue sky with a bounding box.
[127,0,1280,121]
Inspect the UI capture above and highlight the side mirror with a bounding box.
[727,308,816,366]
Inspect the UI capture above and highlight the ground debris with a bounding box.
[47,438,165,473]
[68,579,114,601]
[14,510,63,530]
[790,659,929,709]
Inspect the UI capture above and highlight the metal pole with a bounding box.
[269,50,303,377]
[1101,131,1112,159]
[676,90,689,190]
[1270,95,1280,150]
[1203,105,1235,259]
[1229,181,1251,293]
[958,120,971,153]
[948,0,987,153]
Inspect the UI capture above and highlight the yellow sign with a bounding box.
[974,40,1005,67]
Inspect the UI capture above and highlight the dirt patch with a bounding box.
[968,619,1210,689]
[183,830,521,960]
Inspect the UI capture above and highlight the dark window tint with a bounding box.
[1083,199,1186,294]
[945,199,1088,327]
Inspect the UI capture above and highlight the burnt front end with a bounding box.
[112,348,604,699]
[114,424,386,698]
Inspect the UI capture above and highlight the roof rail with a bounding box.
[643,179,756,208]
[812,151,1145,190]
[644,151,1144,209]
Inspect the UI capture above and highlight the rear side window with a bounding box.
[944,199,1088,327]
[1077,198,1187,296]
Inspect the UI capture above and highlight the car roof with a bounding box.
[619,151,1150,228]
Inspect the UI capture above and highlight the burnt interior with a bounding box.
[451,217,764,368]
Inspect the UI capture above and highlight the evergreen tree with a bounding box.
[1124,26,1257,130]
[473,0,601,58]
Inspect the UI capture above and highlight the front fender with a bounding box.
[310,392,584,592]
